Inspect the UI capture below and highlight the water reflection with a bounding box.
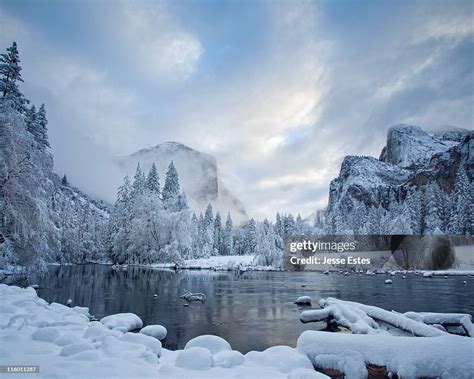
[36,265,473,353]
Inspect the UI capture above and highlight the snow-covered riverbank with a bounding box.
[1,284,473,378]
[0,284,326,378]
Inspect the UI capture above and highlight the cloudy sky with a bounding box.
[1,0,472,220]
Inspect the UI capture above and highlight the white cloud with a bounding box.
[118,3,203,81]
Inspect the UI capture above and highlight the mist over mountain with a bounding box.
[119,141,247,224]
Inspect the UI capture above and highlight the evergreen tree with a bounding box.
[244,218,257,255]
[423,184,444,233]
[131,163,146,198]
[61,174,69,186]
[275,212,284,237]
[254,219,283,268]
[449,166,471,234]
[214,212,223,255]
[146,163,160,195]
[35,104,50,148]
[406,187,422,234]
[162,161,180,202]
[224,212,234,256]
[0,42,29,113]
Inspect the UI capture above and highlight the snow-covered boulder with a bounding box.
[139,324,167,340]
[32,327,60,342]
[213,350,244,368]
[175,347,214,370]
[295,296,312,305]
[288,368,330,379]
[245,346,314,374]
[54,332,84,346]
[184,335,231,354]
[100,313,143,332]
[121,332,162,356]
[60,342,96,357]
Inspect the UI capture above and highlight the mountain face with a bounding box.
[119,142,247,224]
[325,125,472,235]
[0,105,108,271]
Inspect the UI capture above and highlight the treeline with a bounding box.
[106,162,283,267]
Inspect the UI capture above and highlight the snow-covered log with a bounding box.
[180,289,207,303]
[402,311,473,337]
[301,298,447,337]
[298,330,474,379]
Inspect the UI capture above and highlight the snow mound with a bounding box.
[60,342,96,357]
[32,327,60,342]
[245,346,314,374]
[121,332,162,356]
[54,332,84,346]
[100,313,143,331]
[184,335,231,354]
[140,325,167,340]
[288,368,330,378]
[295,296,312,305]
[213,350,244,368]
[175,347,214,370]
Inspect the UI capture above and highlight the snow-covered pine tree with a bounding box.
[0,42,29,113]
[130,163,146,198]
[146,163,160,196]
[449,166,471,235]
[162,161,180,202]
[34,104,50,149]
[223,212,234,256]
[243,218,257,255]
[406,186,422,235]
[108,175,132,263]
[283,214,296,238]
[214,212,223,255]
[253,219,283,269]
[61,174,69,187]
[275,212,284,237]
[422,183,444,234]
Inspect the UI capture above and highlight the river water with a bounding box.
[36,264,473,353]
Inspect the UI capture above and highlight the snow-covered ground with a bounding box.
[0,284,327,378]
[2,284,473,378]
[141,254,276,271]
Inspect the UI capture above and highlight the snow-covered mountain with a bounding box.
[119,142,247,224]
[325,125,472,235]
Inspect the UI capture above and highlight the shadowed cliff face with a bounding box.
[391,235,456,270]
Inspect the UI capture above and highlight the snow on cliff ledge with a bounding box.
[380,124,459,168]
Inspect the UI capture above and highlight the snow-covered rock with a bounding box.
[213,350,244,368]
[184,335,232,354]
[175,347,214,370]
[324,125,472,238]
[60,342,96,357]
[32,327,60,342]
[140,325,167,340]
[121,332,162,356]
[100,313,143,331]
[294,296,312,305]
[382,124,459,168]
[245,346,314,374]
